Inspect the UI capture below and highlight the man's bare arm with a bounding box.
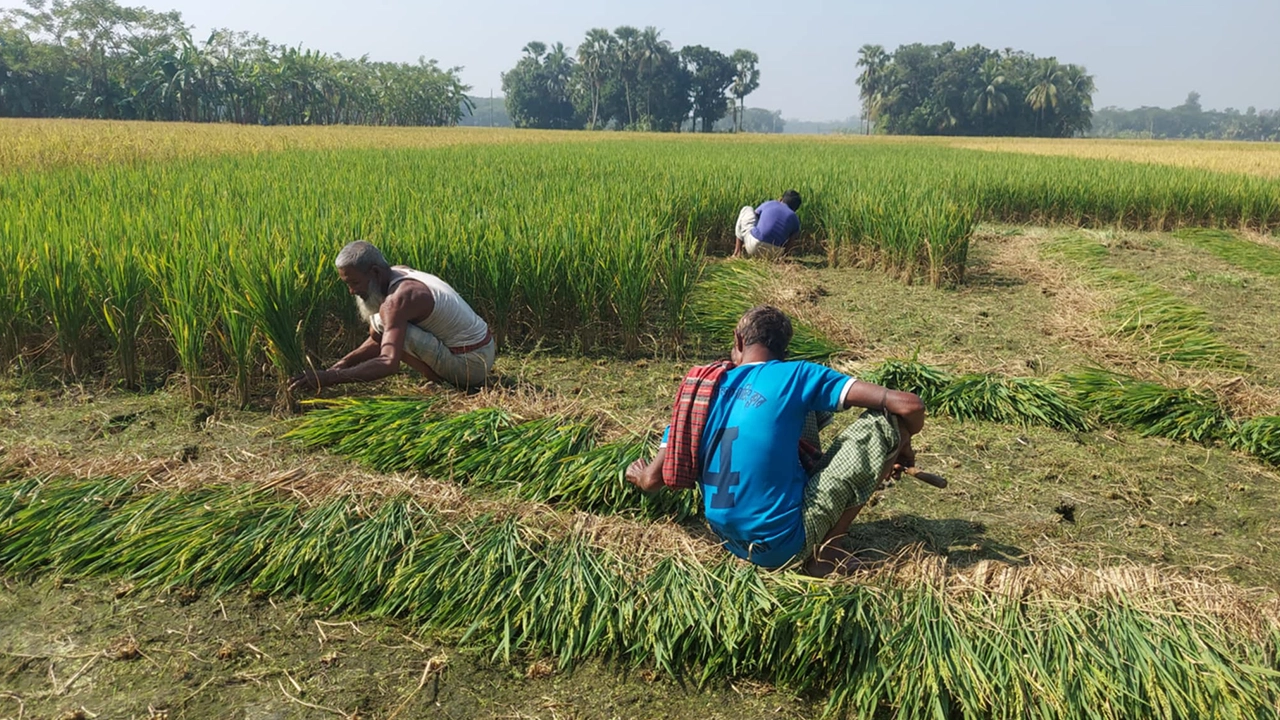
[329,284,436,383]
[328,322,408,384]
[842,381,926,436]
[289,283,435,392]
[331,334,380,370]
[626,447,668,493]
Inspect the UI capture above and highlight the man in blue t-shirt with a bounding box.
[733,190,802,259]
[626,306,926,575]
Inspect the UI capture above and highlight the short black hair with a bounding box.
[781,189,802,211]
[736,305,793,359]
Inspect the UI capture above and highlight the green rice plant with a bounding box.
[818,182,977,287]
[286,397,442,454]
[375,516,537,652]
[545,435,698,519]
[147,250,212,402]
[1229,416,1280,467]
[0,476,135,574]
[95,486,297,591]
[396,407,513,476]
[0,244,30,369]
[88,244,151,389]
[510,537,629,668]
[608,224,658,356]
[30,239,98,377]
[923,195,977,287]
[226,241,327,405]
[300,399,494,477]
[1063,368,1233,444]
[1112,285,1246,368]
[0,475,40,523]
[562,226,608,351]
[215,305,257,408]
[5,133,1280,396]
[447,416,596,488]
[251,497,360,597]
[3,476,1279,718]
[312,495,416,613]
[289,401,690,519]
[935,374,1089,431]
[654,234,706,351]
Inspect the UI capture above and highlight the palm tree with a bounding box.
[730,49,760,132]
[971,58,1008,120]
[522,41,547,60]
[636,26,670,122]
[577,28,613,130]
[543,42,573,104]
[1061,64,1095,110]
[1025,58,1063,135]
[855,44,888,133]
[612,26,640,127]
[1057,64,1095,136]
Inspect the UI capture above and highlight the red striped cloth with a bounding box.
[662,360,734,489]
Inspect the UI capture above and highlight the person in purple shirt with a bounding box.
[733,189,802,259]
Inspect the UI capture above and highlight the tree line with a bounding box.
[857,42,1095,137]
[1091,93,1279,142]
[501,27,760,132]
[0,0,472,125]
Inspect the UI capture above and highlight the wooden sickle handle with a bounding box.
[903,467,948,489]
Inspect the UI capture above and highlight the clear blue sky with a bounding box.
[18,0,1280,119]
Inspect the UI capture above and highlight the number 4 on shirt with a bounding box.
[704,426,740,509]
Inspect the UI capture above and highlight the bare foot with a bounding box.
[804,543,865,577]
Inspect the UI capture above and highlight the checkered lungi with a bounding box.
[786,409,902,567]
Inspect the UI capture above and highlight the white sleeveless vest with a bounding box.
[387,266,489,348]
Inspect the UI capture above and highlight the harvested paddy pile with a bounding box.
[1042,234,1248,370]
[864,358,1280,466]
[285,397,691,519]
[689,261,845,361]
[1,474,1277,719]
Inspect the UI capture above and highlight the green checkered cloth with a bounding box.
[787,409,901,567]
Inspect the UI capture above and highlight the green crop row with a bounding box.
[1,475,1276,719]
[2,135,1278,399]
[280,363,1275,524]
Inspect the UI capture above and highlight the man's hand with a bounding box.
[891,436,916,478]
[626,451,667,494]
[289,369,337,394]
[626,458,648,487]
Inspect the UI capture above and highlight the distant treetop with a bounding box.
[501,27,758,133]
[856,42,1094,138]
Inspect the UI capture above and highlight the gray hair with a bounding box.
[335,241,391,274]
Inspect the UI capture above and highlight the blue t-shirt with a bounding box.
[750,200,801,247]
[663,361,853,568]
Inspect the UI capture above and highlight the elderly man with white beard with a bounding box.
[289,241,496,393]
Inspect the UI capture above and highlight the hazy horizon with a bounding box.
[5,0,1277,121]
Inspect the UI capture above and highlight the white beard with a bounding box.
[354,285,387,323]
